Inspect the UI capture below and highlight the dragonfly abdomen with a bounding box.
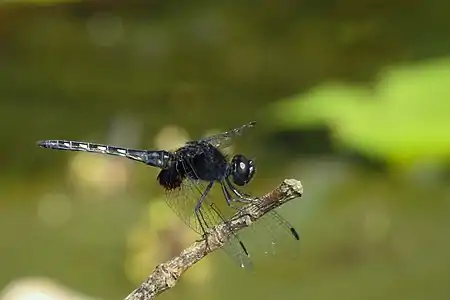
[37,140,171,168]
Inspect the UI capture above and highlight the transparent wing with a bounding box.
[242,208,300,264]
[225,197,301,270]
[162,178,253,269]
[198,121,256,149]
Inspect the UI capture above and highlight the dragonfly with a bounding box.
[37,121,299,269]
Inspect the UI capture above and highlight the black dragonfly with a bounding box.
[37,121,299,269]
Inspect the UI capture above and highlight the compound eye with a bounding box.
[231,154,256,186]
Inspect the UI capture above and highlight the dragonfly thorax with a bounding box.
[158,142,230,187]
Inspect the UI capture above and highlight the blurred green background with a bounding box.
[1,1,450,299]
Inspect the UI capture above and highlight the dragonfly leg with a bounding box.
[220,181,248,211]
[218,181,254,258]
[194,181,214,250]
[225,177,253,202]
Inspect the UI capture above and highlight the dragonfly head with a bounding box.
[230,154,256,186]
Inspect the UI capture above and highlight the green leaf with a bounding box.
[271,56,450,165]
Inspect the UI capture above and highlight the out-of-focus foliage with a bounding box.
[271,56,450,166]
[1,0,79,5]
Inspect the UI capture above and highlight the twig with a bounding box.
[125,179,303,300]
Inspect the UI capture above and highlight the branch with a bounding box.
[125,179,303,300]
